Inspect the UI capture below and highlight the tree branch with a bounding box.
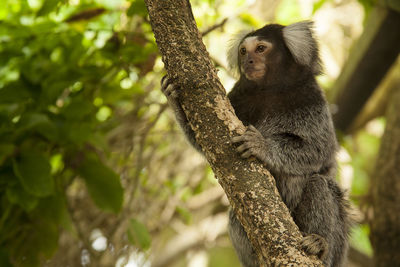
[152,213,228,267]
[144,0,322,265]
[370,83,400,266]
[201,18,228,36]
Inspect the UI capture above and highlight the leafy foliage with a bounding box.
[127,219,151,250]
[0,0,158,264]
[78,154,124,213]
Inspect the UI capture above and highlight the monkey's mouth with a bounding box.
[244,68,265,81]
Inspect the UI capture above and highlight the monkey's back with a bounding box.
[228,79,350,267]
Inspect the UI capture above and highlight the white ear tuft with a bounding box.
[227,30,252,77]
[283,21,321,73]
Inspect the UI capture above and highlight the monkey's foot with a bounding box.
[161,76,179,99]
[300,234,328,260]
[232,125,268,162]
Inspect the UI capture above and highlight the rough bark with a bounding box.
[144,0,323,266]
[370,88,400,266]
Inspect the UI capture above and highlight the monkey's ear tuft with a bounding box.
[227,30,252,77]
[283,21,322,74]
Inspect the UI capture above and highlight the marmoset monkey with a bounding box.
[161,21,349,267]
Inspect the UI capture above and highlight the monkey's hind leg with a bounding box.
[294,175,348,267]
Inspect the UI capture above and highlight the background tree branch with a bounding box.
[144,0,323,265]
[370,85,400,266]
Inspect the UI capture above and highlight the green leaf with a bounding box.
[78,155,123,213]
[37,0,60,16]
[61,98,94,120]
[312,0,327,14]
[0,144,15,165]
[176,206,192,224]
[6,184,39,211]
[126,0,147,17]
[17,113,49,130]
[13,151,54,197]
[16,113,58,141]
[40,80,74,106]
[0,103,21,118]
[350,224,373,256]
[0,84,31,104]
[50,153,64,174]
[0,1,7,20]
[127,219,151,250]
[36,222,59,258]
[0,248,12,267]
[275,0,303,25]
[13,222,59,266]
[63,122,92,145]
[33,195,73,231]
[239,13,262,27]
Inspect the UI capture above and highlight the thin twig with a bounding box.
[201,18,228,36]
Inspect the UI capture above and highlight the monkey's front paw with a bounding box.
[300,234,328,260]
[232,125,267,161]
[161,76,179,100]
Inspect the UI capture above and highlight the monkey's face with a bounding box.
[238,36,273,82]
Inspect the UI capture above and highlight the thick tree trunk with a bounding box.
[370,88,400,266]
[144,0,323,266]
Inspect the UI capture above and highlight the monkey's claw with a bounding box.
[300,234,328,260]
[232,125,267,161]
[161,76,179,99]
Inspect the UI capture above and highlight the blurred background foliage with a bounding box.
[0,0,394,266]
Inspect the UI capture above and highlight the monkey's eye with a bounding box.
[239,47,246,55]
[255,45,266,53]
